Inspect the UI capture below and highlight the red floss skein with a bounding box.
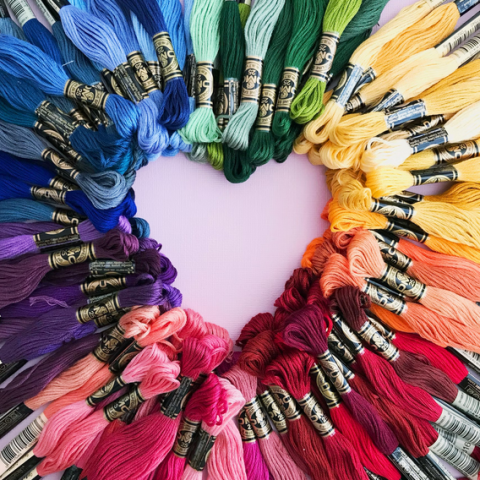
[182,377,244,480]
[264,351,368,480]
[283,303,400,455]
[236,313,277,348]
[37,351,181,475]
[154,373,228,480]
[310,363,400,480]
[348,229,480,333]
[224,365,306,480]
[35,343,168,459]
[0,229,139,308]
[82,335,230,480]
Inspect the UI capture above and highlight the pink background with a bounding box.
[1,0,476,478]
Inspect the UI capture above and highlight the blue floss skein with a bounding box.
[115,0,190,130]
[0,97,37,127]
[183,0,196,113]
[0,124,129,209]
[0,174,137,232]
[0,0,26,39]
[130,217,150,238]
[85,0,168,156]
[0,68,133,174]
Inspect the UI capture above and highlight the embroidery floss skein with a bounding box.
[0,0,26,40]
[222,0,286,151]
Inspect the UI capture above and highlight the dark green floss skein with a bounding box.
[340,0,389,42]
[330,30,372,78]
[274,121,302,162]
[247,0,293,168]
[272,0,328,138]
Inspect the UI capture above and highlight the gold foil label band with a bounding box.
[259,390,288,433]
[33,226,80,251]
[153,31,183,83]
[268,385,301,421]
[255,84,276,132]
[238,409,256,443]
[31,186,66,205]
[75,293,121,324]
[103,386,145,422]
[195,62,214,109]
[245,397,272,440]
[310,364,341,409]
[358,321,400,363]
[276,67,299,112]
[127,51,159,94]
[173,418,201,458]
[92,324,127,363]
[64,80,108,110]
[297,393,335,437]
[241,56,263,105]
[311,32,340,82]
[48,242,96,270]
[81,277,127,297]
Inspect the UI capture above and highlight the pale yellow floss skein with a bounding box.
[303,0,449,145]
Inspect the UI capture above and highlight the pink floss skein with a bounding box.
[37,352,181,475]
[81,334,230,480]
[223,365,306,480]
[181,377,245,480]
[34,343,168,459]
[171,309,208,350]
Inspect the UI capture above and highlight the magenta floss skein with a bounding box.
[114,0,190,130]
[0,229,138,309]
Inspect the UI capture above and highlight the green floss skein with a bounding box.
[222,0,286,151]
[290,0,362,124]
[274,121,303,162]
[340,0,389,42]
[187,143,209,163]
[238,0,251,28]
[272,0,328,138]
[181,0,223,144]
[332,29,372,78]
[207,141,224,169]
[247,0,293,168]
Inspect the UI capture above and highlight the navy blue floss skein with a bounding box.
[86,0,169,156]
[115,0,190,130]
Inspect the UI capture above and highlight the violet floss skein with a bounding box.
[0,221,62,239]
[0,229,139,309]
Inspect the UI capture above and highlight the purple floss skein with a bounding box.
[114,0,190,130]
[0,230,139,309]
[0,222,62,239]
[0,317,36,340]
[0,273,155,319]
[0,280,181,362]
[0,332,101,412]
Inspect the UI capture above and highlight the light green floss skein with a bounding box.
[222,0,286,151]
[290,0,362,124]
[238,0,251,28]
[247,0,293,168]
[180,0,223,144]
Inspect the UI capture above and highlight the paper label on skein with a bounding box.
[259,390,288,433]
[238,409,256,443]
[297,393,335,437]
[372,89,404,113]
[187,429,216,471]
[369,230,400,248]
[276,67,300,112]
[331,63,364,108]
[451,33,480,65]
[195,62,214,109]
[48,243,96,270]
[430,434,480,477]
[153,31,183,84]
[109,341,143,373]
[69,107,92,129]
[30,186,66,206]
[364,469,387,480]
[113,63,147,104]
[241,57,263,105]
[60,465,83,480]
[35,101,78,140]
[42,0,68,13]
[92,325,128,364]
[379,264,427,300]
[183,54,196,98]
[385,100,427,130]
[330,313,364,355]
[402,114,445,137]
[103,386,145,422]
[388,447,430,480]
[100,69,125,97]
[33,121,71,150]
[377,241,413,272]
[408,127,449,154]
[86,375,127,407]
[64,80,108,111]
[435,407,480,445]
[50,209,82,227]
[0,414,46,470]
[328,331,356,365]
[452,349,480,374]
[0,405,34,439]
[89,260,135,277]
[7,0,35,26]
[352,67,377,96]
[42,140,83,168]
[48,176,78,192]
[366,312,395,339]
[309,365,341,409]
[456,0,480,16]
[411,164,459,186]
[437,11,480,57]
[385,218,429,243]
[317,351,351,395]
[363,282,407,315]
[452,391,480,421]
[458,376,480,401]
[173,418,201,458]
[366,277,408,300]
[127,51,159,94]
[76,293,121,324]
[42,149,80,183]
[344,94,365,114]
[161,376,193,419]
[222,78,240,126]
[433,140,479,165]
[416,453,457,480]
[370,199,415,221]
[382,192,425,205]
[310,32,340,83]
[245,397,272,439]
[255,84,276,131]
[147,61,163,92]
[268,385,301,421]
[81,276,127,297]
[434,425,476,455]
[357,321,400,362]
[34,0,55,26]
[2,449,41,480]
[33,226,80,251]
[0,360,27,385]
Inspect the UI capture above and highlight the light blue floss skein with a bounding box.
[0,120,129,209]
[0,199,78,223]
[61,5,167,157]
[222,0,285,151]
[0,0,26,40]
[0,35,140,145]
[180,0,223,144]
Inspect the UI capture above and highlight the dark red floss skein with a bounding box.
[284,268,316,298]
[283,304,399,455]
[238,330,281,379]
[236,313,276,348]
[264,351,368,480]
[336,287,464,403]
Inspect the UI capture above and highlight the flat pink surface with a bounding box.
[1,0,476,478]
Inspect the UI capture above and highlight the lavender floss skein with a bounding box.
[114,0,190,130]
[0,222,63,239]
[222,0,286,151]
[0,281,181,363]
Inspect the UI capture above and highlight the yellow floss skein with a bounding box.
[332,78,480,147]
[361,100,480,172]
[303,0,451,145]
[425,183,480,210]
